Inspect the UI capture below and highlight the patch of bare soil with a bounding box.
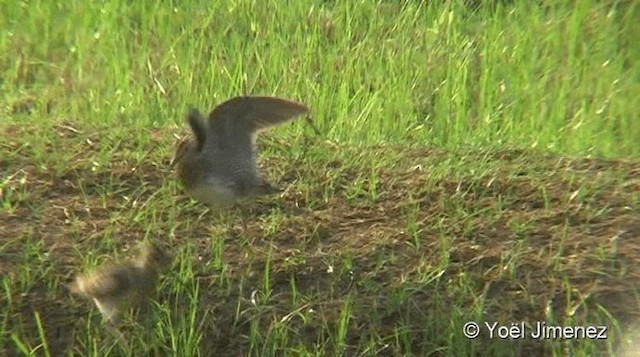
[1,123,639,355]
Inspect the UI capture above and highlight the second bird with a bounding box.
[170,96,309,207]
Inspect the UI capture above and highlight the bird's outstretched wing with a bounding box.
[207,96,309,136]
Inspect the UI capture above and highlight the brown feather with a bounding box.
[208,96,309,133]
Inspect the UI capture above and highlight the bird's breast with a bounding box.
[186,181,237,207]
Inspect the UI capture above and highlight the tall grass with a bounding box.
[1,0,638,156]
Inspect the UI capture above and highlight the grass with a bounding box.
[1,0,639,355]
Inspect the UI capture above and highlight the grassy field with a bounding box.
[1,0,639,355]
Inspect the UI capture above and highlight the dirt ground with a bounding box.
[1,123,639,355]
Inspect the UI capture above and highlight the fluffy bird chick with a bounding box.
[70,241,170,324]
[170,96,309,207]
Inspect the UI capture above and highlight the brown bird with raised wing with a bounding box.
[170,96,309,207]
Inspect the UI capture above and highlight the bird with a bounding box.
[69,241,170,324]
[170,95,309,207]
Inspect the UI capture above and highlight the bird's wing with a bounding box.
[207,96,309,136]
[187,108,207,151]
[74,265,134,299]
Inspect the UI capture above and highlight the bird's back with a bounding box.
[72,263,149,300]
[202,119,261,187]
